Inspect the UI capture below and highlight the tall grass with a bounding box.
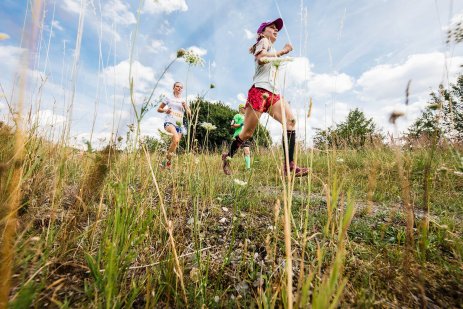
[1,2,462,308]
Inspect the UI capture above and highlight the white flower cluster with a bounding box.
[200,122,217,131]
[260,56,294,68]
[181,49,205,67]
[233,179,247,186]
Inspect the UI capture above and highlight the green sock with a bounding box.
[245,155,251,169]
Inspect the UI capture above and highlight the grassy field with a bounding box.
[1,124,462,308]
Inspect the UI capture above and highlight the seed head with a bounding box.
[176,48,186,58]
[389,110,405,124]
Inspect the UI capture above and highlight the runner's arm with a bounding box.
[157,102,171,114]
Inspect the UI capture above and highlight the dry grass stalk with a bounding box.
[0,1,43,307]
[366,162,378,214]
[396,150,415,265]
[142,145,188,305]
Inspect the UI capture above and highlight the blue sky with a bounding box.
[1,0,462,147]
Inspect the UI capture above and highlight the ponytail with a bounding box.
[249,33,265,55]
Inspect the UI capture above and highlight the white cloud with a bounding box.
[61,0,87,14]
[140,115,164,138]
[102,0,136,25]
[102,60,155,92]
[357,52,463,101]
[237,93,246,103]
[61,0,123,42]
[73,131,114,150]
[309,73,354,97]
[158,20,174,35]
[0,45,24,60]
[31,109,66,131]
[280,57,354,99]
[283,57,312,85]
[144,0,188,14]
[147,39,167,53]
[187,46,207,57]
[244,29,255,40]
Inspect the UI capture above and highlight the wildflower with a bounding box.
[233,179,247,186]
[214,296,220,303]
[219,217,228,223]
[182,49,205,66]
[0,33,10,40]
[260,56,294,68]
[200,122,217,131]
[389,110,405,124]
[336,158,344,163]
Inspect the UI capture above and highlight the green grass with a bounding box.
[1,133,462,308]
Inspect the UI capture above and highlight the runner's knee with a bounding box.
[286,117,296,130]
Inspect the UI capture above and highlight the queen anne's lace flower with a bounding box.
[200,122,217,131]
[182,50,205,66]
[260,56,294,68]
[233,179,247,186]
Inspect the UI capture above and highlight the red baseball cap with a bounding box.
[257,18,284,34]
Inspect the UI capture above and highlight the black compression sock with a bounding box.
[282,130,296,163]
[228,136,244,158]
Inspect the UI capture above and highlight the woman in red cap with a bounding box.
[221,18,308,177]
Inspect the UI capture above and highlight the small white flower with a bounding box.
[261,56,294,68]
[219,217,228,223]
[182,49,205,66]
[200,122,217,131]
[214,296,220,303]
[336,158,344,163]
[233,179,247,186]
